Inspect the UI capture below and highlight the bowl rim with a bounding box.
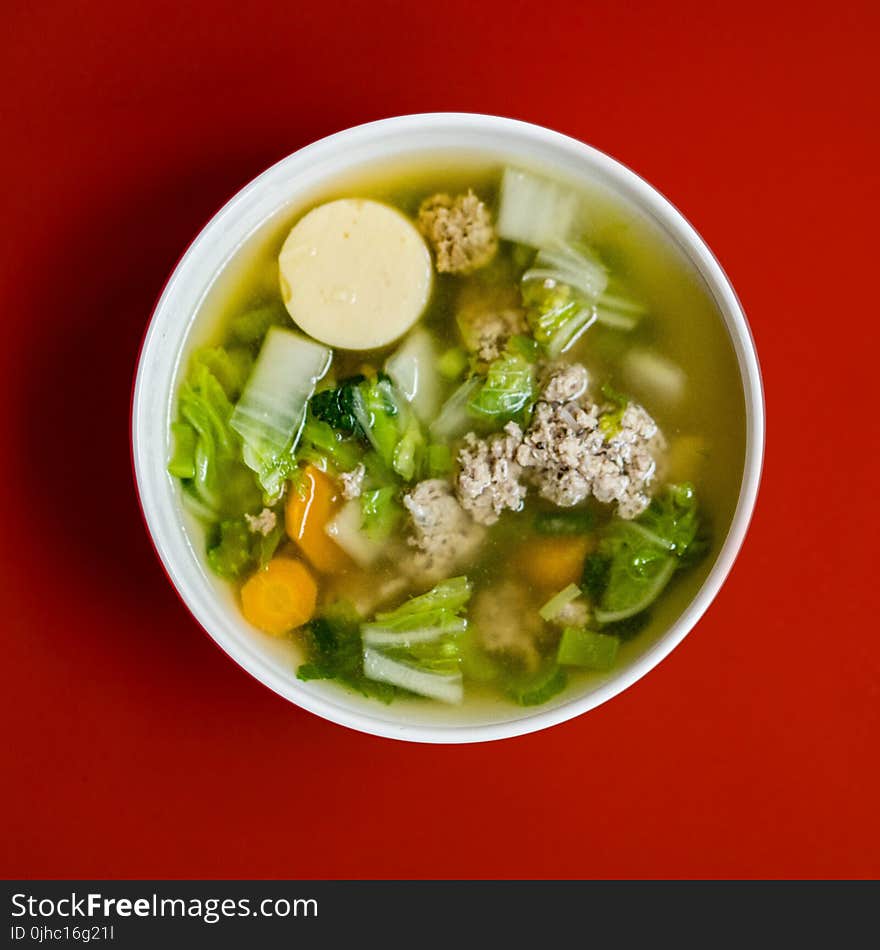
[131,112,765,744]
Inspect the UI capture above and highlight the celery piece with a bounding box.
[557,627,619,671]
[504,663,567,706]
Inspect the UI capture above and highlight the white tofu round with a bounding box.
[278,198,433,350]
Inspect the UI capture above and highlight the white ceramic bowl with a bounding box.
[132,113,764,743]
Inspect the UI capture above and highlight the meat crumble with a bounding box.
[417,191,498,275]
[244,507,277,536]
[456,424,527,525]
[339,463,366,500]
[455,363,665,521]
[457,306,528,363]
[402,479,485,582]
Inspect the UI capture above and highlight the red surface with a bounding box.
[1,1,877,880]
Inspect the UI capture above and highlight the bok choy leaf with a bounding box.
[230,327,331,501]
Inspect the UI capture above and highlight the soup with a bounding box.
[168,158,746,709]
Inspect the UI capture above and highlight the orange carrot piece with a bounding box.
[515,535,593,590]
[240,557,317,636]
[284,465,351,574]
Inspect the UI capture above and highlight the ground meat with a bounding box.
[471,582,545,672]
[516,369,665,519]
[244,508,276,536]
[458,306,528,362]
[455,364,665,521]
[456,424,527,525]
[339,463,365,500]
[539,362,589,403]
[417,191,498,274]
[402,479,485,582]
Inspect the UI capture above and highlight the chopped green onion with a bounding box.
[539,583,583,621]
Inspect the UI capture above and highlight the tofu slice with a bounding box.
[278,198,433,350]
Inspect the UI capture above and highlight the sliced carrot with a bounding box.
[285,465,351,574]
[515,535,593,590]
[241,557,317,636]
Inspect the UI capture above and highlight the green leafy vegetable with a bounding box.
[312,372,427,480]
[207,520,255,579]
[638,482,701,557]
[350,374,402,467]
[310,374,367,438]
[392,414,425,481]
[174,360,262,517]
[593,526,676,624]
[467,343,535,426]
[586,483,706,625]
[521,242,609,358]
[297,601,400,703]
[190,346,253,400]
[363,576,472,642]
[297,411,364,472]
[360,487,403,542]
[230,328,332,501]
[205,514,282,579]
[360,577,473,703]
[522,282,596,360]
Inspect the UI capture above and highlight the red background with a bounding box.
[2,1,877,879]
